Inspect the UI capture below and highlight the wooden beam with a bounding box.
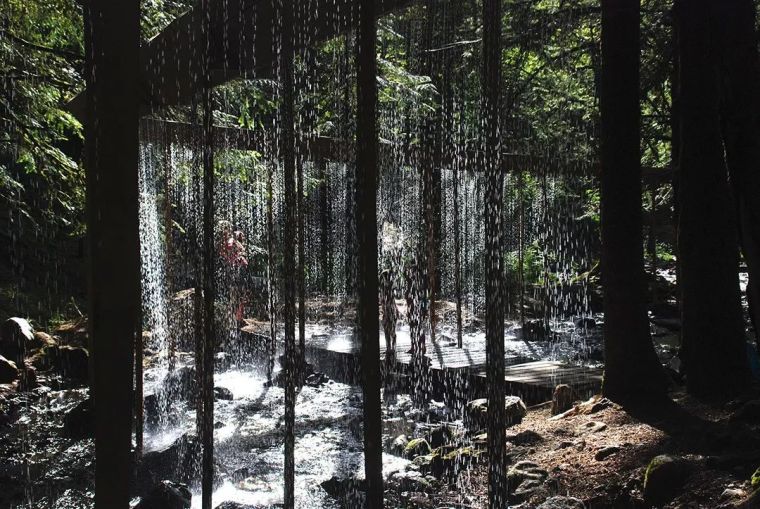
[70,0,414,122]
[139,118,673,183]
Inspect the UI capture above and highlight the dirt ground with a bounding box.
[401,389,760,509]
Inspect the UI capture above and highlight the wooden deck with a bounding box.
[241,324,603,404]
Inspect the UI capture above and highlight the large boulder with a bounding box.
[643,455,699,507]
[163,366,197,401]
[134,434,201,496]
[64,397,94,439]
[466,396,527,429]
[0,318,35,364]
[135,480,192,509]
[58,345,89,382]
[320,475,367,498]
[0,355,19,384]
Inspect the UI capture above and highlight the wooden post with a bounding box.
[84,1,140,507]
[200,0,215,506]
[279,0,298,506]
[357,0,383,506]
[482,0,506,505]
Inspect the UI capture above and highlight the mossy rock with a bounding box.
[643,455,697,507]
[404,437,432,459]
[751,466,760,491]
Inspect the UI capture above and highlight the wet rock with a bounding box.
[135,480,192,509]
[144,393,162,427]
[438,445,480,473]
[573,317,596,331]
[391,434,409,455]
[320,475,366,498]
[230,467,251,482]
[214,386,234,401]
[0,355,19,384]
[595,445,620,461]
[466,396,526,428]
[643,455,699,507]
[58,345,89,382]
[135,433,201,496]
[0,317,35,364]
[389,470,434,492]
[305,372,329,388]
[551,384,575,416]
[520,319,551,341]
[163,366,197,401]
[404,437,432,459]
[63,397,94,439]
[536,496,586,509]
[417,422,457,448]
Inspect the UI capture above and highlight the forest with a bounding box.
[1,0,760,508]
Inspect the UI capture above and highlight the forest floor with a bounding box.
[397,388,760,509]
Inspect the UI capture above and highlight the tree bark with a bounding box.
[319,158,330,294]
[676,0,749,399]
[279,0,297,506]
[714,0,760,350]
[200,0,215,506]
[600,0,667,402]
[357,0,383,506]
[84,1,140,507]
[482,0,506,506]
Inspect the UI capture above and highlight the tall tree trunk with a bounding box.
[84,1,140,507]
[297,153,306,370]
[670,8,682,324]
[343,33,356,299]
[279,0,297,506]
[319,158,330,294]
[266,159,277,382]
[715,0,760,350]
[453,159,463,348]
[482,0,506,505]
[200,0,215,506]
[600,0,667,402]
[676,0,749,399]
[357,0,383,506]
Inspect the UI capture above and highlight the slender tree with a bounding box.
[715,0,760,350]
[600,0,667,401]
[279,0,297,506]
[357,0,383,506]
[200,0,215,506]
[84,1,140,507]
[482,0,506,505]
[676,0,749,399]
